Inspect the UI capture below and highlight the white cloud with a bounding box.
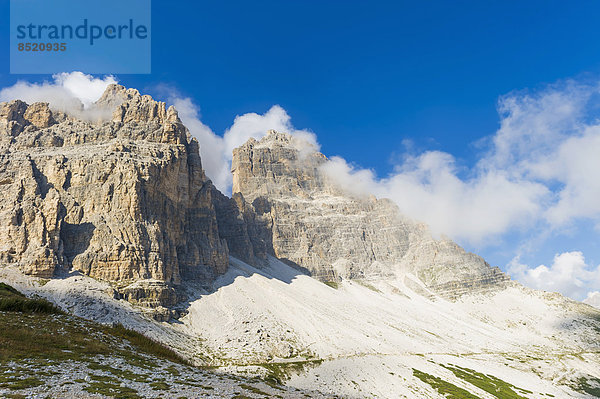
[488,82,592,169]
[319,80,600,246]
[321,151,547,243]
[584,291,600,309]
[0,72,117,120]
[487,81,600,227]
[508,252,600,301]
[535,127,600,225]
[169,94,317,193]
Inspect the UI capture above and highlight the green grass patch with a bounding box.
[87,361,150,382]
[355,280,381,293]
[0,312,113,362]
[323,281,339,289]
[413,368,479,399]
[0,283,61,314]
[106,323,188,365]
[166,364,181,376]
[265,379,286,391]
[0,283,23,296]
[149,381,170,390]
[441,364,528,399]
[256,359,324,384]
[0,376,45,390]
[239,383,269,396]
[83,380,141,398]
[571,376,600,397]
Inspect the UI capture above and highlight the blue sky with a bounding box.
[1,1,600,302]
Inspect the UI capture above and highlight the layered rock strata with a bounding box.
[231,130,509,298]
[0,86,229,306]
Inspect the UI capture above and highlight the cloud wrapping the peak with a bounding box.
[0,72,117,111]
[170,95,317,193]
[320,80,600,243]
[322,151,547,243]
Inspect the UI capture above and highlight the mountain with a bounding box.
[1,85,599,398]
[0,86,230,318]
[230,129,508,299]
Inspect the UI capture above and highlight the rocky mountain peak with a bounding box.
[231,131,508,295]
[92,84,188,144]
[96,84,181,126]
[253,129,296,148]
[0,100,57,136]
[0,88,228,316]
[232,130,328,200]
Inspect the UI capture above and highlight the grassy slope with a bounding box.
[0,283,312,399]
[0,282,186,365]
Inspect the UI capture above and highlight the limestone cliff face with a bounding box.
[231,130,509,297]
[0,86,228,301]
[210,187,269,267]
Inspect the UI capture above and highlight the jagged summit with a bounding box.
[0,84,191,147]
[97,84,184,132]
[232,129,328,200]
[0,88,228,319]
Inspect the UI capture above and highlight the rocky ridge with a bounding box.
[0,86,239,313]
[1,86,508,311]
[231,130,509,298]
